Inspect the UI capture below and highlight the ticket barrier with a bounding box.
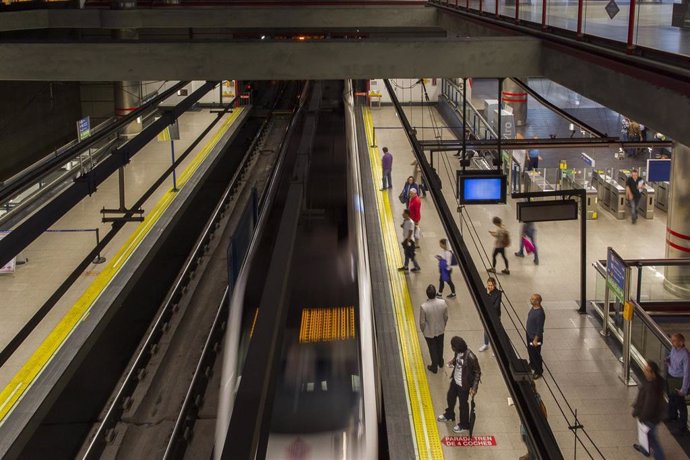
[653,181,670,212]
[562,174,598,220]
[592,171,609,210]
[524,170,555,195]
[639,187,655,219]
[608,181,627,219]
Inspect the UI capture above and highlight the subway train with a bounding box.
[214,80,379,459]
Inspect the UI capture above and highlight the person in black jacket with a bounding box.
[632,361,667,459]
[437,336,481,434]
[479,277,502,352]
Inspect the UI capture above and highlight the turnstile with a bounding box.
[639,187,655,219]
[608,181,627,219]
[653,181,670,212]
[562,173,598,220]
[524,170,555,195]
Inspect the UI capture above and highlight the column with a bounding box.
[664,142,690,296]
[501,78,527,127]
[112,0,141,137]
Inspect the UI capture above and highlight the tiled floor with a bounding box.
[0,110,235,390]
[370,104,686,458]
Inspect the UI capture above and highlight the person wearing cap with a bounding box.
[437,336,481,434]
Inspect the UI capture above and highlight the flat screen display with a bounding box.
[517,200,578,222]
[457,172,507,204]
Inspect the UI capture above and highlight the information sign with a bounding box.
[76,116,91,142]
[606,247,626,301]
[441,435,497,447]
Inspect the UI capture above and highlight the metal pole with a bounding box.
[515,0,520,21]
[170,137,178,192]
[497,78,503,172]
[371,126,377,148]
[462,78,467,172]
[620,267,636,386]
[627,0,637,50]
[118,166,126,210]
[495,0,499,16]
[576,0,584,38]
[541,0,547,29]
[93,228,106,264]
[601,283,610,336]
[636,267,642,302]
[579,190,587,313]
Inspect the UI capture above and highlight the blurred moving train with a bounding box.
[215,80,379,459]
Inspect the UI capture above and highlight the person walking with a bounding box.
[436,239,457,299]
[488,216,510,275]
[437,337,481,434]
[515,221,539,265]
[479,277,502,352]
[665,333,690,435]
[526,294,545,379]
[632,361,667,459]
[626,169,644,224]
[399,176,419,205]
[398,209,420,273]
[408,188,422,246]
[526,137,540,170]
[420,284,449,374]
[380,146,393,191]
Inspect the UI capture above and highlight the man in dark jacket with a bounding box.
[526,293,545,379]
[633,361,666,459]
[479,277,502,352]
[437,336,481,434]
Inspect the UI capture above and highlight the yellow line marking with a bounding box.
[0,108,244,423]
[362,108,444,459]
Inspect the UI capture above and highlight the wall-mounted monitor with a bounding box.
[457,171,507,204]
[516,199,578,222]
[646,159,671,182]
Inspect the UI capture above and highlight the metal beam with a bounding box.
[384,78,563,460]
[419,138,673,150]
[0,38,541,81]
[0,6,439,32]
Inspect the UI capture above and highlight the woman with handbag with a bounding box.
[399,176,419,205]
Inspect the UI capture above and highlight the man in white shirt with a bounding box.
[398,209,420,272]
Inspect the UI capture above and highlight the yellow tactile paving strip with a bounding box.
[0,108,244,423]
[362,107,444,460]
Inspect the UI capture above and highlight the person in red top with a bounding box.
[408,188,422,246]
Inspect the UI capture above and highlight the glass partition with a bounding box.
[631,303,672,377]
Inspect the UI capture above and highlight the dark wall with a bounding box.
[0,81,82,182]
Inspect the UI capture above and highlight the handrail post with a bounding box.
[576,0,584,38]
[627,0,637,50]
[620,268,637,386]
[495,0,499,16]
[541,0,547,29]
[600,282,610,336]
[515,0,520,21]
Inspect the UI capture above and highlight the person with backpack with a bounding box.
[398,209,420,273]
[399,176,419,205]
[436,239,457,299]
[478,277,502,352]
[437,336,481,434]
[488,216,510,275]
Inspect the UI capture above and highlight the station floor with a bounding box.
[0,108,241,393]
[368,104,686,459]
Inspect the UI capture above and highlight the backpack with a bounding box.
[499,228,511,248]
[450,251,459,266]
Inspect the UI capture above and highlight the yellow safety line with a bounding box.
[0,108,244,423]
[362,108,444,459]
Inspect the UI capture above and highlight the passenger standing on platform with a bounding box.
[420,284,448,374]
[380,147,393,191]
[526,137,540,170]
[408,188,422,246]
[479,277,502,352]
[436,239,457,299]
[626,169,644,225]
[398,209,420,273]
[399,176,418,205]
[665,333,690,435]
[515,221,539,265]
[526,294,545,379]
[410,160,427,197]
[632,360,667,459]
[488,217,510,275]
[437,336,481,434]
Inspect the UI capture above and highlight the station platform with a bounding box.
[364,102,687,459]
[0,107,244,411]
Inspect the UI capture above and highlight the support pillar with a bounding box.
[112,0,141,137]
[664,142,690,296]
[501,78,527,127]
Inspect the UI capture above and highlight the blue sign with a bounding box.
[76,116,91,142]
[580,152,595,167]
[606,247,626,300]
[646,159,671,182]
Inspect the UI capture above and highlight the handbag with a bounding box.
[398,192,407,204]
[522,236,535,254]
[637,421,650,452]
